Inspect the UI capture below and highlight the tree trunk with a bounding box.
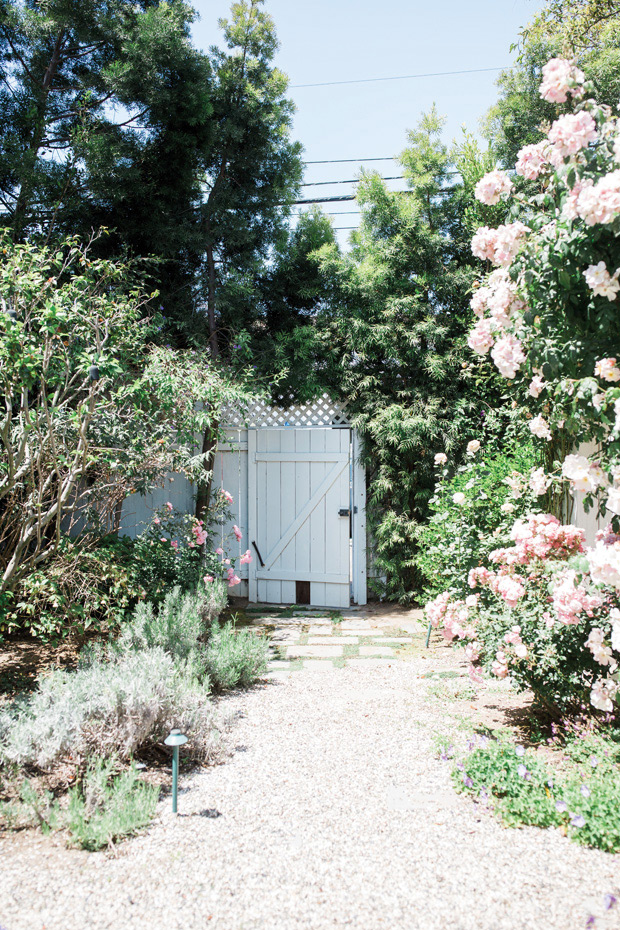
[13,29,66,239]
[195,420,219,523]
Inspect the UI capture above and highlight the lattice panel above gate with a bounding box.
[222,392,350,428]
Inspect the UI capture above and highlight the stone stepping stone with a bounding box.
[307,636,358,645]
[374,638,412,644]
[340,629,380,637]
[302,659,337,669]
[308,625,333,634]
[358,646,395,656]
[287,644,343,658]
[346,658,395,667]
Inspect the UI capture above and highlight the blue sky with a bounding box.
[191,0,544,244]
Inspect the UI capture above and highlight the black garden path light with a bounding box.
[164,728,188,814]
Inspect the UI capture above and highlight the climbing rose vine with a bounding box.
[428,58,620,714]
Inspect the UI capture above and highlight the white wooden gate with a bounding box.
[248,427,351,608]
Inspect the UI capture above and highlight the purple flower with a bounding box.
[586,916,596,928]
[556,800,568,813]
[604,894,617,911]
[456,762,464,771]
[547,778,554,788]
[463,776,474,789]
[517,764,528,779]
[580,785,591,798]
[515,744,525,757]
[589,755,599,768]
[571,814,586,828]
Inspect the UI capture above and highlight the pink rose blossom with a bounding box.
[529,414,552,441]
[468,318,495,355]
[595,357,620,382]
[215,547,224,556]
[515,141,551,180]
[553,570,603,624]
[528,375,546,398]
[233,525,243,542]
[204,574,214,583]
[474,169,513,205]
[491,335,526,379]
[576,171,620,225]
[166,501,173,512]
[591,677,618,712]
[221,489,234,504]
[584,262,620,300]
[539,58,585,104]
[548,112,597,159]
[240,549,253,565]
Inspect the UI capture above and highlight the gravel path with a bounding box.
[1,647,620,930]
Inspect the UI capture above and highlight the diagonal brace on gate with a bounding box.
[261,457,349,570]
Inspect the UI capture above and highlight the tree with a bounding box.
[0,0,214,333]
[286,111,489,601]
[197,0,303,359]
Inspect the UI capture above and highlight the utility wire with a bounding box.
[303,157,396,165]
[291,65,505,89]
[301,175,404,187]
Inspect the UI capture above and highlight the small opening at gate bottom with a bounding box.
[295,580,311,605]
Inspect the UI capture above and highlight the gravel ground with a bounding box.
[1,654,620,930]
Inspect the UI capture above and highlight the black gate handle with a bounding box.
[252,541,265,567]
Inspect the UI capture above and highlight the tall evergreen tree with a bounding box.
[197,0,303,359]
[274,111,498,601]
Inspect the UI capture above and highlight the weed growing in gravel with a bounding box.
[451,732,620,853]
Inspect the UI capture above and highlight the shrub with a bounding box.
[65,758,159,851]
[203,621,269,692]
[2,535,146,641]
[416,440,541,602]
[0,759,160,850]
[427,512,620,713]
[116,584,226,660]
[0,648,223,770]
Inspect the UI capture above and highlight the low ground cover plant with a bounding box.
[448,729,620,853]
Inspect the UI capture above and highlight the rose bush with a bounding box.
[426,57,620,714]
[416,439,541,603]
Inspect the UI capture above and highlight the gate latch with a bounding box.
[338,508,351,517]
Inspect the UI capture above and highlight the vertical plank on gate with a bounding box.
[309,428,327,606]
[256,429,267,604]
[247,429,258,602]
[352,430,367,606]
[279,429,296,604]
[295,429,311,595]
[265,430,282,604]
[323,428,346,608]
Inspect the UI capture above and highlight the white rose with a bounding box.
[452,492,466,505]
[607,487,620,515]
[466,440,481,455]
[434,452,447,466]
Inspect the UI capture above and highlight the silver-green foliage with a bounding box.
[65,758,160,851]
[203,621,269,692]
[0,648,223,770]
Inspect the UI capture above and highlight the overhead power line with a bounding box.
[291,65,505,90]
[301,176,404,187]
[303,157,396,165]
